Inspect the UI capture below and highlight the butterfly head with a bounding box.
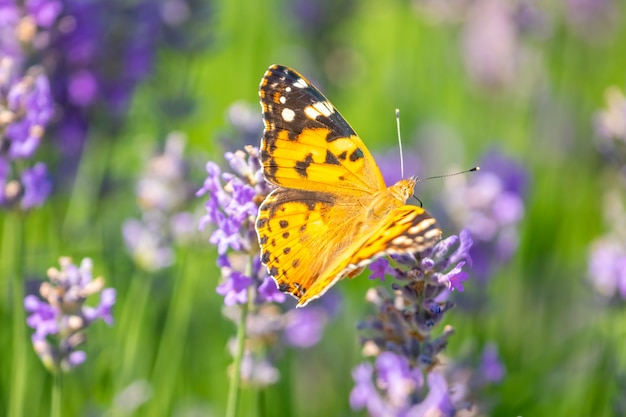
[389,177,418,203]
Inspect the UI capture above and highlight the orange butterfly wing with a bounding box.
[256,65,441,307]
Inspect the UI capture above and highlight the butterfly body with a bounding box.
[256,65,441,307]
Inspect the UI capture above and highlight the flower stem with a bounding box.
[225,257,253,417]
[5,213,26,417]
[51,372,62,417]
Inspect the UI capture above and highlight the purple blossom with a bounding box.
[462,0,520,90]
[257,276,286,304]
[353,230,473,414]
[24,257,116,372]
[216,269,254,306]
[26,0,63,28]
[20,162,52,209]
[5,68,53,159]
[588,234,626,299]
[24,295,58,339]
[566,0,616,40]
[350,352,457,417]
[443,150,527,281]
[199,146,275,304]
[123,132,196,271]
[204,146,334,387]
[593,86,626,172]
[479,343,506,383]
[284,307,327,348]
[369,258,390,281]
[407,372,456,417]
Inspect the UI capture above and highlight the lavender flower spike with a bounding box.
[24,257,116,373]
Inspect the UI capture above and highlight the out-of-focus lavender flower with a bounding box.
[566,0,617,41]
[123,132,198,272]
[588,190,626,300]
[283,306,328,348]
[588,235,626,299]
[593,86,626,172]
[442,342,506,414]
[350,352,457,417]
[26,0,63,29]
[462,0,520,90]
[479,343,506,383]
[0,57,54,210]
[24,257,116,373]
[20,161,52,209]
[351,230,473,415]
[443,149,527,281]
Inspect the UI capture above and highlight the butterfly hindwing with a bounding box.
[259,65,385,195]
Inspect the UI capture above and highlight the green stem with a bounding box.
[225,257,253,417]
[6,213,26,417]
[51,372,62,417]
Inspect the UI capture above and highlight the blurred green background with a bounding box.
[1,0,626,416]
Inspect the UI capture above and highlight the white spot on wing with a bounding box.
[293,78,308,89]
[304,101,334,120]
[282,108,296,122]
[279,96,286,104]
[312,101,334,117]
[304,106,320,120]
[285,86,292,93]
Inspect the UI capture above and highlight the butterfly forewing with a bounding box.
[259,65,385,195]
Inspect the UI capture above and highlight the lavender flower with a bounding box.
[122,132,197,271]
[443,149,527,281]
[593,86,626,172]
[0,58,54,209]
[351,230,473,415]
[588,190,626,300]
[462,0,520,90]
[566,0,617,41]
[197,145,270,301]
[24,257,116,373]
[350,353,457,417]
[200,145,335,387]
[20,161,52,209]
[442,342,506,414]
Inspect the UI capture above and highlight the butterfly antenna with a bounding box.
[396,109,404,179]
[416,166,481,183]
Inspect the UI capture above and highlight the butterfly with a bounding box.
[256,64,442,307]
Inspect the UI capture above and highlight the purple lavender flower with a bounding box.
[352,230,473,415]
[407,372,456,417]
[593,86,626,172]
[283,306,327,348]
[0,58,54,210]
[216,257,255,306]
[588,234,626,299]
[20,162,52,209]
[26,0,63,28]
[350,352,457,417]
[202,145,335,388]
[198,146,273,304]
[24,257,116,373]
[443,149,527,281]
[566,0,616,41]
[5,67,53,159]
[123,132,197,271]
[479,343,506,383]
[461,0,519,90]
